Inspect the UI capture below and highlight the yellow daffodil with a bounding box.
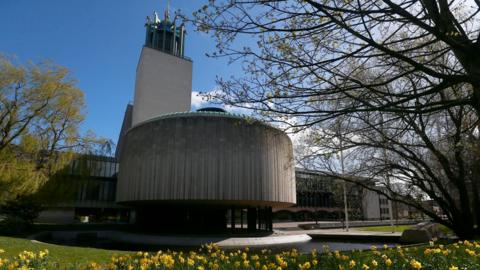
[179,256,185,264]
[466,249,476,256]
[410,259,422,269]
[298,261,311,270]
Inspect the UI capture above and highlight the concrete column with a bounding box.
[247,207,258,232]
[268,207,273,231]
[231,207,235,233]
[240,209,244,229]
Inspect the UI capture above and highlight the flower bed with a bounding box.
[0,240,479,269]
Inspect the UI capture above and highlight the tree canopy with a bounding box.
[190,0,480,238]
[191,0,480,123]
[0,55,104,202]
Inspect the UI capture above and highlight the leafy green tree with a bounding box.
[0,55,103,203]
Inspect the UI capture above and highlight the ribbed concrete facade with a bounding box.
[116,112,296,208]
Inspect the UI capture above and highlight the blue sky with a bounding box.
[0,0,239,143]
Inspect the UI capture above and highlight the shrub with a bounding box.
[0,196,41,235]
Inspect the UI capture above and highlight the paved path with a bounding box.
[281,227,401,236]
[273,220,418,230]
[275,226,401,242]
[109,231,313,247]
[31,230,312,248]
[31,221,408,249]
[276,226,400,235]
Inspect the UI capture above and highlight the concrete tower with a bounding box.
[131,9,192,126]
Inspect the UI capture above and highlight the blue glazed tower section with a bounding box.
[144,10,186,57]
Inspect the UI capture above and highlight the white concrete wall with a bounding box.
[132,47,192,126]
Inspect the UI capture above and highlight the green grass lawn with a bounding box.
[358,224,453,235]
[0,235,129,267]
[357,225,413,233]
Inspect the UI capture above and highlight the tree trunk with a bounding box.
[472,85,480,116]
[454,224,477,240]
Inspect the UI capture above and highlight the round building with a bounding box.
[117,110,296,232]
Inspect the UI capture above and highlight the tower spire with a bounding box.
[164,0,171,21]
[144,0,185,57]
